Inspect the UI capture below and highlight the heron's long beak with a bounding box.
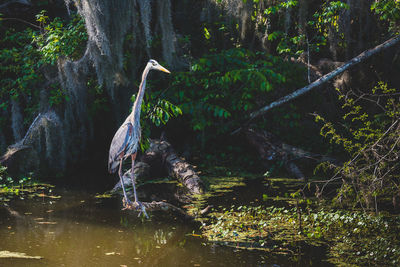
[157,65,171,74]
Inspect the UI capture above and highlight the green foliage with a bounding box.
[169,48,302,135]
[313,1,349,33]
[265,0,298,15]
[371,0,400,32]
[262,0,312,56]
[49,83,69,107]
[302,208,400,265]
[32,10,87,65]
[314,82,400,210]
[0,11,87,133]
[0,165,31,197]
[0,27,43,127]
[297,1,348,55]
[260,0,398,58]
[130,91,182,151]
[141,94,182,127]
[234,0,400,58]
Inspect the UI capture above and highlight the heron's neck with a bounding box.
[129,65,150,124]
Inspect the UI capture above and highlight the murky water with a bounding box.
[0,178,329,266]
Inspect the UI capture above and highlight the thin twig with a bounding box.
[1,17,41,29]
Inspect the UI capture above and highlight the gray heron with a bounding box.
[108,59,170,217]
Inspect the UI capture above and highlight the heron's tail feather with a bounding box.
[108,160,120,174]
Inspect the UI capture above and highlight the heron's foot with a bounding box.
[134,201,149,219]
[122,197,133,210]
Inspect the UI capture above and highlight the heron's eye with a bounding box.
[152,63,156,66]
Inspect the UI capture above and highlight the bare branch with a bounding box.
[1,17,41,29]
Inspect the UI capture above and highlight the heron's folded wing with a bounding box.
[108,123,133,173]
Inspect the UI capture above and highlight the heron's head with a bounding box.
[148,59,171,74]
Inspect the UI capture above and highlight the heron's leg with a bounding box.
[131,153,148,218]
[130,153,140,202]
[118,158,130,204]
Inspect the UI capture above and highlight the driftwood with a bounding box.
[245,128,338,180]
[112,137,204,196]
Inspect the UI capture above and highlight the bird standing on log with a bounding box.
[108,59,170,217]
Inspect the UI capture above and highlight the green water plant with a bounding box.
[0,165,55,201]
[202,203,400,266]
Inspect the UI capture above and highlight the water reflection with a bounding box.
[0,190,274,267]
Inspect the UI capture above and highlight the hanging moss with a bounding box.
[10,100,24,142]
[138,0,152,54]
[156,0,178,67]
[1,0,182,176]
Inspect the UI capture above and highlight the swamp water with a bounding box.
[0,177,331,266]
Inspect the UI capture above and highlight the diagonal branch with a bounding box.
[233,35,400,134]
[0,18,41,29]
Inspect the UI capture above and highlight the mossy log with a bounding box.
[146,139,204,194]
[112,138,204,195]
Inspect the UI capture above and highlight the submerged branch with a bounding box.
[123,200,194,219]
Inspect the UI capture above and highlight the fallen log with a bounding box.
[245,128,339,180]
[249,35,400,121]
[232,35,400,134]
[147,139,204,195]
[112,138,204,196]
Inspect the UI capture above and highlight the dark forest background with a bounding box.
[1,0,399,210]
